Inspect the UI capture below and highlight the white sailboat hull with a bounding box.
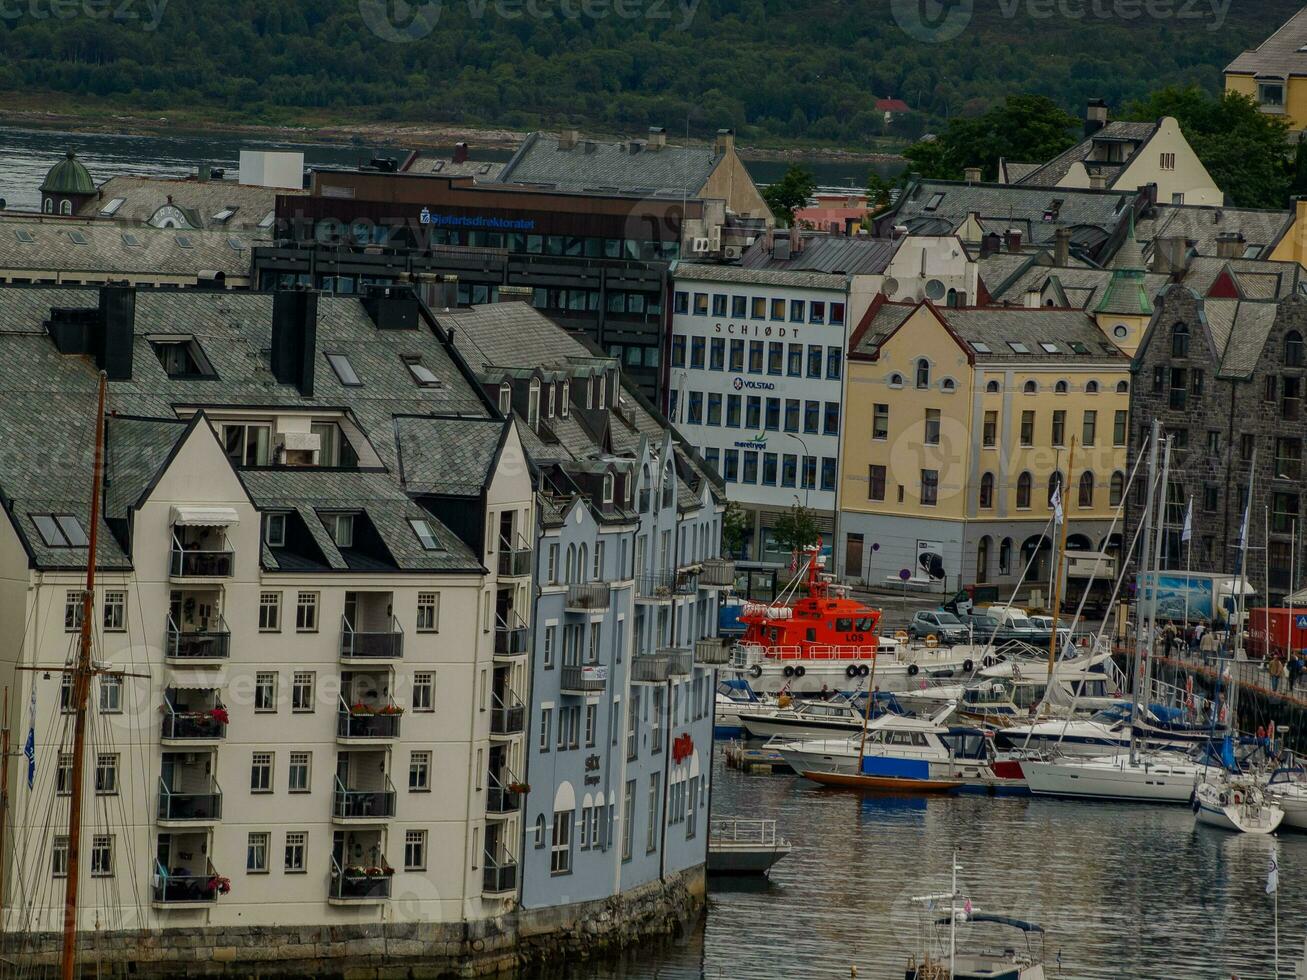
[1194,780,1285,834]
[1023,755,1201,803]
[1268,783,1307,831]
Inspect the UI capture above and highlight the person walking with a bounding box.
[1269,654,1285,693]
[1290,652,1304,693]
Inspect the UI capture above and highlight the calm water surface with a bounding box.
[564,753,1307,980]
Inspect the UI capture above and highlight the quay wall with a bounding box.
[14,866,705,979]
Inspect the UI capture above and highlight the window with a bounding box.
[33,514,88,548]
[1023,380,1037,394]
[94,753,118,795]
[64,590,82,632]
[408,518,443,552]
[325,352,362,387]
[748,341,764,374]
[827,347,842,380]
[291,671,314,712]
[673,291,688,315]
[693,293,709,316]
[1160,151,1176,171]
[1260,82,1286,107]
[1078,471,1095,508]
[52,836,69,877]
[415,591,440,632]
[1111,472,1126,508]
[804,400,820,434]
[102,590,125,631]
[1203,483,1219,513]
[980,473,995,509]
[924,409,941,446]
[409,750,431,791]
[90,835,113,877]
[262,512,287,548]
[1288,331,1305,368]
[915,359,930,389]
[324,513,354,548]
[729,339,745,372]
[690,336,705,369]
[585,703,597,747]
[247,832,269,873]
[1241,433,1255,462]
[873,403,889,440]
[784,399,800,433]
[295,592,318,631]
[540,707,553,752]
[921,469,939,507]
[60,675,72,714]
[787,344,803,377]
[982,411,997,448]
[288,751,311,792]
[1085,380,1099,394]
[1171,323,1190,358]
[151,337,216,378]
[1051,410,1065,447]
[1020,411,1034,447]
[731,295,747,318]
[808,345,823,378]
[498,382,512,415]
[1017,472,1033,509]
[1082,410,1097,447]
[824,402,840,436]
[1152,366,1164,394]
[551,810,573,874]
[767,342,783,375]
[710,337,725,371]
[404,830,427,871]
[1114,411,1127,448]
[284,832,306,872]
[646,774,661,852]
[1054,379,1068,393]
[255,672,277,712]
[764,397,779,431]
[258,591,281,631]
[223,422,271,466]
[251,752,273,792]
[1276,438,1303,481]
[1273,492,1300,534]
[98,675,122,714]
[56,753,72,796]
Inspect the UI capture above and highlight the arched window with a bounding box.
[915,359,930,390]
[603,472,615,504]
[42,198,52,214]
[60,199,72,215]
[498,382,511,416]
[889,373,904,388]
[941,378,956,392]
[979,473,995,509]
[1110,471,1125,507]
[528,378,541,430]
[1078,470,1095,508]
[577,544,589,583]
[999,538,1012,575]
[1287,331,1305,368]
[1055,380,1069,394]
[564,544,576,584]
[1023,380,1038,394]
[986,380,1001,393]
[1171,322,1190,358]
[1116,380,1129,394]
[976,537,990,584]
[534,815,546,849]
[1016,472,1032,509]
[1085,380,1099,394]
[1047,471,1063,507]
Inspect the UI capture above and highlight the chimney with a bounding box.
[1054,227,1072,267]
[271,290,318,397]
[789,224,801,255]
[964,167,982,184]
[1024,286,1042,309]
[452,142,469,164]
[97,284,135,381]
[714,129,735,155]
[559,129,580,150]
[1151,236,1191,278]
[980,232,1001,259]
[414,272,442,309]
[1085,98,1109,138]
[1089,173,1108,191]
[497,285,533,303]
[362,283,420,330]
[1216,232,1245,259]
[440,274,459,309]
[627,140,642,155]
[1005,229,1023,253]
[647,127,666,151]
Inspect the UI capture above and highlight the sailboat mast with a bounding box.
[1047,439,1076,684]
[60,372,107,980]
[1130,422,1161,767]
[1230,452,1256,730]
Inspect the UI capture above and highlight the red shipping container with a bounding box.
[1247,608,1307,660]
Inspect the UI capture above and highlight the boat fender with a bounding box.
[1233,792,1242,805]
[982,656,996,668]
[749,665,763,679]
[907,664,919,677]
[858,664,870,677]
[1220,792,1230,806]
[845,665,860,679]
[1190,791,1200,813]
[783,665,795,678]
[962,659,974,673]
[794,665,806,678]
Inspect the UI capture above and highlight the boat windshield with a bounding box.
[1089,704,1132,724]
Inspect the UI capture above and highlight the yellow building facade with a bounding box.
[837,301,1131,596]
[1225,7,1307,134]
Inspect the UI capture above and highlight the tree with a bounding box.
[722,501,750,559]
[901,95,1080,182]
[865,169,897,212]
[1122,87,1292,209]
[771,503,820,557]
[762,165,817,226]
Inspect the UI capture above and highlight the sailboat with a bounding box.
[1192,451,1285,835]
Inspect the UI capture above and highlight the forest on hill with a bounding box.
[0,0,1298,146]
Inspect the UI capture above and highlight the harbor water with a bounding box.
[562,753,1307,980]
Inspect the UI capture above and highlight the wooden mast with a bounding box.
[60,372,107,980]
[1046,439,1075,683]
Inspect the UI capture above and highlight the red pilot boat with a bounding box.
[731,547,980,696]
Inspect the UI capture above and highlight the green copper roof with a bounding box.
[1096,268,1153,316]
[40,151,94,196]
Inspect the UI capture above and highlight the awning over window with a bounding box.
[171,506,239,527]
[165,670,225,691]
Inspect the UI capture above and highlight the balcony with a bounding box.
[665,647,693,676]
[494,613,529,657]
[560,663,607,696]
[482,855,518,896]
[699,558,736,588]
[157,778,223,825]
[340,616,404,661]
[330,856,393,904]
[497,547,532,579]
[635,572,677,603]
[489,692,526,736]
[333,777,397,823]
[337,699,402,742]
[486,771,523,816]
[694,637,731,665]
[152,860,225,908]
[565,582,610,613]
[160,692,227,744]
[169,547,233,579]
[165,616,230,663]
[631,651,671,683]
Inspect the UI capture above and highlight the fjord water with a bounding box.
[571,756,1306,980]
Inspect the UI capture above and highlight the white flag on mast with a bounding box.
[1050,481,1063,526]
[1268,852,1280,895]
[1181,498,1193,543]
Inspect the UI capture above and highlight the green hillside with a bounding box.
[0,0,1297,146]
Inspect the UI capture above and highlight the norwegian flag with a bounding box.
[790,549,798,573]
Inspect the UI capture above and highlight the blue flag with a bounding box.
[23,685,35,790]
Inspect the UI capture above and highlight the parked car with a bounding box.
[907,610,968,645]
[965,612,1002,644]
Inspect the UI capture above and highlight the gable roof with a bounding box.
[1226,7,1307,78]
[1130,204,1295,261]
[75,175,303,230]
[497,131,722,197]
[395,415,509,496]
[736,235,898,276]
[1016,121,1160,189]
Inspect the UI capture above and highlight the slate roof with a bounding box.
[736,235,898,276]
[403,152,504,181]
[1226,8,1307,77]
[0,286,492,572]
[1183,256,1306,301]
[1003,162,1043,184]
[395,415,507,496]
[1130,204,1295,261]
[1016,122,1160,189]
[0,216,256,279]
[673,260,848,291]
[75,175,304,231]
[497,131,721,196]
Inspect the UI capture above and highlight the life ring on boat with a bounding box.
[925,634,939,648]
[859,664,871,677]
[845,665,860,679]
[783,665,795,678]
[907,664,920,677]
[962,659,975,673]
[894,630,909,643]
[748,665,763,679]
[794,665,806,678]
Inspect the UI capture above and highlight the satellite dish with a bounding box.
[882,277,900,299]
[925,279,947,301]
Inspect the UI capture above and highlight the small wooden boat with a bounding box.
[802,768,964,794]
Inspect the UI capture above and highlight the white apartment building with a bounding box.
[0,284,534,944]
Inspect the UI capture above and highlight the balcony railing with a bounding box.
[699,558,736,588]
[694,637,731,665]
[495,614,529,656]
[330,856,393,901]
[160,707,227,741]
[636,571,677,601]
[665,647,693,676]
[169,547,233,578]
[631,652,671,683]
[337,699,402,740]
[165,616,230,661]
[152,861,222,905]
[157,778,223,822]
[333,777,397,820]
[497,547,532,579]
[565,582,610,612]
[341,616,404,659]
[560,663,607,695]
[486,771,522,815]
[482,855,518,895]
[489,693,526,736]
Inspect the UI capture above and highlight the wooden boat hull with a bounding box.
[799,768,964,794]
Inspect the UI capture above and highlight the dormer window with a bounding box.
[324,513,355,548]
[562,380,571,417]
[222,422,271,467]
[311,422,357,468]
[603,472,615,504]
[598,374,607,409]
[498,382,511,416]
[587,376,596,410]
[150,336,217,379]
[402,355,441,388]
[409,518,444,552]
[547,382,556,418]
[263,512,287,547]
[528,378,541,430]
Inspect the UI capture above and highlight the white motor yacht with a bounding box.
[1023,750,1205,803]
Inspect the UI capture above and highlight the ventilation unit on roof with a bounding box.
[691,238,711,254]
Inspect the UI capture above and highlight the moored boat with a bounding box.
[1193,772,1285,835]
[1023,750,1205,804]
